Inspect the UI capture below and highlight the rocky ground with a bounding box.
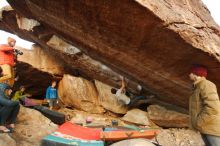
[0,103,205,146]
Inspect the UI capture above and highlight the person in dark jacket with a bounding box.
[0,83,20,133]
[46,81,59,110]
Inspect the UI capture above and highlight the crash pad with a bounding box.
[42,133,104,146]
[41,122,104,146]
[57,122,102,140]
[34,105,65,124]
[101,129,160,141]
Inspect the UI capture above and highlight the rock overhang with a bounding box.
[1,0,220,108]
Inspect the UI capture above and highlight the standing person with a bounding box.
[46,81,59,110]
[0,83,20,133]
[189,65,220,146]
[0,37,16,87]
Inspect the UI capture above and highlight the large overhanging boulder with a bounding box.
[2,0,220,108]
[0,8,140,94]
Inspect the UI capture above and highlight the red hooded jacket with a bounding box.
[0,44,15,66]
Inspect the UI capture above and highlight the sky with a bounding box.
[0,0,220,49]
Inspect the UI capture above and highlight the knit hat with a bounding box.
[190,65,208,77]
[7,37,16,43]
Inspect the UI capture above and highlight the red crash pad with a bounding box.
[57,122,102,140]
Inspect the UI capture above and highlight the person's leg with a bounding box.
[204,134,220,146]
[128,96,146,108]
[7,103,20,126]
[0,106,13,132]
[48,99,53,110]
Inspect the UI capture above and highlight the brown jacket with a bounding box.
[189,77,220,136]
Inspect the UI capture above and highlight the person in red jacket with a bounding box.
[0,37,16,87]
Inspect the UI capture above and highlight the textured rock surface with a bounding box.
[1,0,220,108]
[4,0,220,109]
[14,62,57,98]
[17,45,64,75]
[0,134,16,146]
[111,138,155,146]
[58,108,126,127]
[95,80,128,114]
[11,106,57,146]
[156,129,205,146]
[148,105,189,128]
[122,109,150,126]
[58,74,105,113]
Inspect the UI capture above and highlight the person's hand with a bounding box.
[14,76,19,81]
[26,94,32,97]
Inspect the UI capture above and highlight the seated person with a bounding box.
[46,81,59,110]
[0,83,20,133]
[12,86,40,107]
[12,86,31,101]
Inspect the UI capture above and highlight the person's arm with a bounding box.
[119,77,126,93]
[196,82,219,126]
[46,87,50,99]
[0,94,19,106]
[0,64,13,82]
[0,45,13,51]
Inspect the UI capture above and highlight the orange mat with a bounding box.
[101,129,160,141]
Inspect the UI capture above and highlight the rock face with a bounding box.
[17,45,64,75]
[147,105,189,128]
[4,0,220,109]
[0,134,16,146]
[11,106,57,146]
[14,62,57,98]
[58,74,105,113]
[15,45,64,98]
[1,0,220,108]
[122,109,150,126]
[156,129,205,146]
[58,108,127,127]
[95,80,128,114]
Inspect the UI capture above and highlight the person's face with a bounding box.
[21,87,25,92]
[5,89,13,96]
[189,73,196,81]
[9,41,16,47]
[52,82,57,87]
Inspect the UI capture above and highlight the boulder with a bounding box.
[58,108,126,127]
[156,129,205,146]
[0,134,16,146]
[11,105,57,146]
[17,45,64,75]
[111,138,155,146]
[95,80,128,114]
[58,74,105,113]
[5,0,220,108]
[122,109,150,126]
[147,105,189,128]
